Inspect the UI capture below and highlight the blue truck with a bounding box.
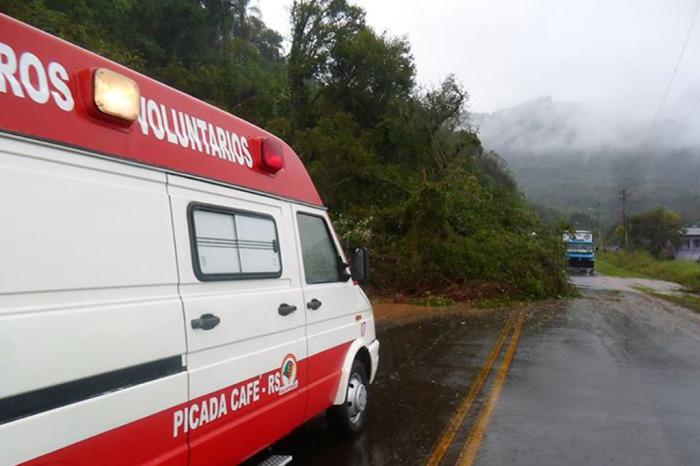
[563,230,595,274]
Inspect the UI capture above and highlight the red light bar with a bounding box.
[251,137,284,173]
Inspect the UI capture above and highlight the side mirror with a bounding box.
[350,247,370,283]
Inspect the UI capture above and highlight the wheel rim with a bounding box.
[346,373,367,424]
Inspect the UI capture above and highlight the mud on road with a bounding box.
[271,276,700,466]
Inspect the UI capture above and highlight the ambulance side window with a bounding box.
[297,213,342,284]
[189,205,281,280]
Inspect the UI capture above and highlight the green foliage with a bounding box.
[1,0,286,124]
[628,207,683,259]
[1,0,570,299]
[638,289,700,314]
[288,0,366,124]
[600,251,700,292]
[325,29,414,126]
[409,293,455,307]
[595,255,648,278]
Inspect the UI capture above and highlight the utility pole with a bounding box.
[619,189,629,253]
[595,201,602,251]
[587,204,603,251]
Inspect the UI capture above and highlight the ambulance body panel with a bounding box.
[0,13,378,466]
[0,134,189,466]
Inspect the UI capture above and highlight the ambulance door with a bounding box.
[292,207,358,420]
[167,175,306,466]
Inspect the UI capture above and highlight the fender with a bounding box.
[332,339,366,405]
[332,337,379,405]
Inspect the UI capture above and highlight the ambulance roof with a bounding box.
[0,14,323,207]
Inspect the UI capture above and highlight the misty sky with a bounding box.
[254,0,700,131]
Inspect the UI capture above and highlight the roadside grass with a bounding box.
[375,292,550,310]
[633,286,700,314]
[408,294,455,307]
[407,294,520,309]
[650,293,700,314]
[598,251,700,292]
[408,294,569,309]
[595,256,648,279]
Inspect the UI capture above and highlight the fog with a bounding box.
[473,96,700,158]
[256,0,700,152]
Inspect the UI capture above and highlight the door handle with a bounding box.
[307,299,322,310]
[278,303,297,316]
[191,313,221,330]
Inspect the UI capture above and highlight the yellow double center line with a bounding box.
[455,312,524,465]
[426,311,525,466]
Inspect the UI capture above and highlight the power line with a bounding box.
[645,0,700,145]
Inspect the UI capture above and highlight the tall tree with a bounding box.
[288,0,365,124]
[629,208,683,258]
[324,29,414,126]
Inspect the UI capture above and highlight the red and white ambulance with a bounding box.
[0,14,378,466]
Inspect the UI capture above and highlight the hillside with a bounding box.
[1,0,569,299]
[473,97,700,226]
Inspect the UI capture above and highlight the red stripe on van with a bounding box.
[0,14,323,207]
[20,342,353,466]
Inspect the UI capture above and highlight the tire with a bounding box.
[326,359,369,438]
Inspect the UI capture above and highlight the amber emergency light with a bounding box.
[93,68,140,122]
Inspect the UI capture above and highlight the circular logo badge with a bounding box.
[279,354,299,394]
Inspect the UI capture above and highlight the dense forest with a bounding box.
[1,0,569,299]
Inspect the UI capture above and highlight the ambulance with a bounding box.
[0,14,378,466]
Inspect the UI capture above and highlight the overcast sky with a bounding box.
[254,0,700,126]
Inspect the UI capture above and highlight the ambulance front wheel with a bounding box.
[326,359,369,438]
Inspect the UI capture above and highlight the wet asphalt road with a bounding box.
[273,275,700,466]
